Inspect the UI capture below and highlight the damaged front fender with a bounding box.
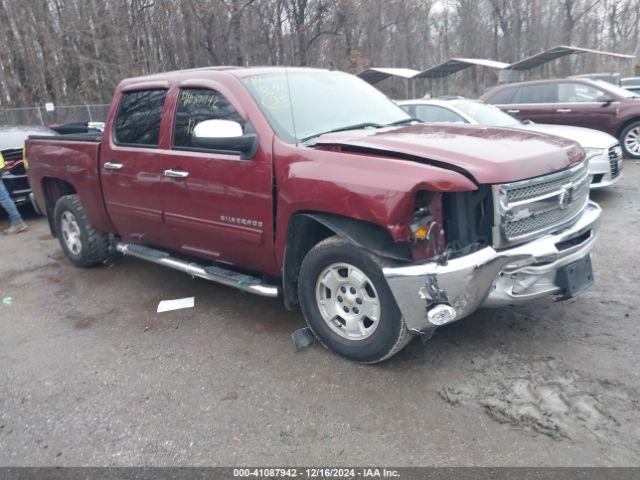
[301,213,412,262]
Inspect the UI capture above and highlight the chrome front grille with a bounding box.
[492,162,591,248]
[608,144,622,179]
[506,173,581,203]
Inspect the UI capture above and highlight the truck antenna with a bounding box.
[284,67,299,145]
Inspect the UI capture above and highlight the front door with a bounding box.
[157,87,276,273]
[554,82,619,133]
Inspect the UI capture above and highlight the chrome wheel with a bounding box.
[60,211,82,255]
[315,262,381,340]
[624,126,640,155]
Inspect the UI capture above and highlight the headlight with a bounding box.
[582,147,606,161]
[408,192,445,261]
[410,208,436,241]
[22,147,28,169]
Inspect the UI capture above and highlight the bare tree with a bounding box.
[0,0,638,107]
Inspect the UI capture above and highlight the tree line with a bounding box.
[1,0,639,108]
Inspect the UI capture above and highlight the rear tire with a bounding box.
[298,236,412,363]
[54,195,110,267]
[620,120,640,159]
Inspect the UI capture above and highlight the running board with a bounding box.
[115,242,280,298]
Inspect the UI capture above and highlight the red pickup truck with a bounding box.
[25,67,601,363]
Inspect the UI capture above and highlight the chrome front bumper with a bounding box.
[589,147,623,189]
[383,201,601,333]
[591,172,622,189]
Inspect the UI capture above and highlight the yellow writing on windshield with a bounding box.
[181,91,219,110]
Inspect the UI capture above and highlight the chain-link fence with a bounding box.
[0,104,110,126]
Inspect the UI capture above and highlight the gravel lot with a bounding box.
[1,161,639,467]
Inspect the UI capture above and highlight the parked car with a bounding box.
[481,78,640,158]
[621,77,640,95]
[398,98,622,189]
[26,67,600,363]
[0,126,57,209]
[567,74,640,96]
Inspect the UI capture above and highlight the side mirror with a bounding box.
[597,95,615,105]
[192,119,258,159]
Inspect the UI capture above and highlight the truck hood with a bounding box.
[314,124,584,184]
[520,123,618,149]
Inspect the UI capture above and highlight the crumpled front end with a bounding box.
[383,161,601,333]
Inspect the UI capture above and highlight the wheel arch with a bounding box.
[617,116,640,139]
[282,212,412,310]
[41,177,77,236]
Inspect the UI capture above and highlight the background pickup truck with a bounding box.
[25,67,601,363]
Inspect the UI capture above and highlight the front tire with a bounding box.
[54,195,110,268]
[298,236,412,363]
[620,120,640,159]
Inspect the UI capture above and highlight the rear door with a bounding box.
[100,87,170,245]
[156,85,275,273]
[495,83,558,123]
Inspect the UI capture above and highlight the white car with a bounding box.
[397,98,623,189]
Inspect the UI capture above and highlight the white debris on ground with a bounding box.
[156,297,195,313]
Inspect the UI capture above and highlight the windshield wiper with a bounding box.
[300,122,384,143]
[386,117,420,126]
[300,118,419,143]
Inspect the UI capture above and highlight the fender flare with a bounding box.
[282,212,412,309]
[301,213,411,262]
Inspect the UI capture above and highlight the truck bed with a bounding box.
[26,134,114,234]
[28,132,102,143]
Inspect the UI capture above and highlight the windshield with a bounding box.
[454,101,522,127]
[241,70,411,144]
[593,80,639,99]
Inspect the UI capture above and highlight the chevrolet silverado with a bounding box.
[25,67,601,363]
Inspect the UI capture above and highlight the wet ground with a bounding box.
[0,162,639,466]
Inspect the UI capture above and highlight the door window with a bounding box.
[400,104,416,117]
[511,84,556,104]
[173,88,243,150]
[114,90,167,147]
[487,87,516,104]
[557,83,605,103]
[413,105,466,123]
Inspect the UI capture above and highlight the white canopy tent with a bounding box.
[357,46,635,98]
[500,45,636,82]
[356,68,421,98]
[414,58,510,79]
[411,58,509,97]
[506,45,634,71]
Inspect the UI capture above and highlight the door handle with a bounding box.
[104,162,123,170]
[506,109,520,113]
[164,169,189,179]
[556,108,572,113]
